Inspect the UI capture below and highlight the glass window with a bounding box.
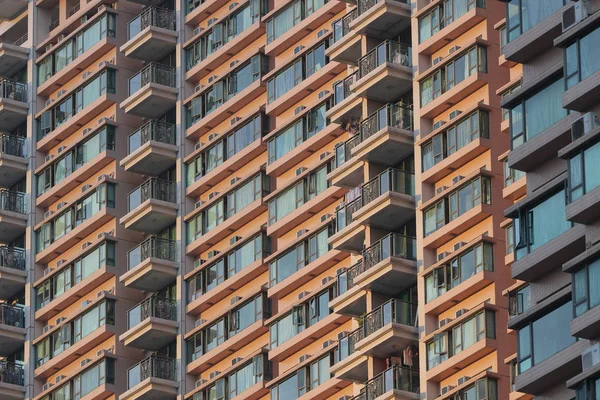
[568,141,600,203]
[573,259,600,317]
[506,0,566,42]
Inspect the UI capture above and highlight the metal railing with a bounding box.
[335,196,362,232]
[363,233,416,269]
[128,178,176,211]
[0,304,24,327]
[334,134,361,168]
[0,79,27,102]
[337,259,363,295]
[338,325,364,362]
[358,40,411,78]
[0,190,26,214]
[128,63,176,95]
[360,103,413,140]
[333,71,359,106]
[67,2,80,17]
[12,34,28,46]
[332,9,358,43]
[127,236,176,271]
[351,366,419,400]
[127,355,176,389]
[128,296,177,328]
[0,246,25,271]
[128,7,176,39]
[49,19,60,31]
[358,0,410,14]
[0,134,26,157]
[363,299,417,334]
[128,120,176,154]
[0,362,24,386]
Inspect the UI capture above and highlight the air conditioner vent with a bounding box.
[230,296,242,305]
[295,106,306,115]
[433,120,446,130]
[439,318,453,327]
[230,236,242,245]
[572,112,600,141]
[294,45,305,54]
[441,385,455,395]
[229,2,238,10]
[321,276,332,285]
[449,110,462,120]
[453,241,466,251]
[582,344,600,370]
[563,1,589,32]
[296,167,306,176]
[297,291,309,300]
[432,56,443,65]
[448,45,461,55]
[318,90,329,99]
[451,175,464,185]
[208,191,219,200]
[317,29,328,38]
[195,200,204,209]
[231,357,243,365]
[207,250,220,259]
[207,18,217,26]
[455,308,469,318]
[209,371,220,380]
[298,354,310,363]
[297,228,308,238]
[320,213,330,222]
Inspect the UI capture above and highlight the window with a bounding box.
[504,159,525,187]
[456,378,498,400]
[266,0,327,44]
[573,258,600,317]
[506,224,514,254]
[198,355,270,399]
[576,377,600,400]
[270,353,332,399]
[506,0,567,43]
[508,285,530,318]
[501,83,521,121]
[517,300,575,373]
[568,140,600,203]
[509,76,567,149]
[565,26,600,89]
[422,110,489,171]
[513,187,571,260]
[423,176,492,237]
[269,226,332,286]
[418,0,486,43]
[44,359,115,400]
[424,242,493,303]
[267,42,328,103]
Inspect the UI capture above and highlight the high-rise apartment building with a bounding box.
[0,0,545,399]
[500,0,600,399]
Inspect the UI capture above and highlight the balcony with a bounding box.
[121,355,178,400]
[351,41,412,103]
[120,237,177,292]
[121,63,177,118]
[0,0,26,21]
[0,305,24,357]
[121,8,177,62]
[328,10,361,65]
[331,235,417,317]
[426,338,497,383]
[0,41,28,77]
[328,71,362,124]
[121,120,177,175]
[0,134,27,188]
[0,362,24,400]
[0,190,26,243]
[0,79,27,132]
[120,296,178,351]
[333,300,417,382]
[331,169,415,253]
[350,366,420,400]
[120,179,177,234]
[350,0,410,39]
[0,247,25,300]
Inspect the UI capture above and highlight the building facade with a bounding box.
[0,0,545,399]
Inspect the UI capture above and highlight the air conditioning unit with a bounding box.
[437,252,449,262]
[194,201,205,210]
[208,250,220,258]
[572,112,600,141]
[82,71,91,80]
[80,358,90,367]
[435,186,448,195]
[44,210,54,219]
[42,383,53,392]
[455,308,469,318]
[45,44,53,52]
[98,174,108,182]
[322,340,335,349]
[231,117,240,125]
[317,29,328,38]
[196,379,206,388]
[321,276,332,285]
[43,267,53,276]
[320,213,330,222]
[208,191,219,200]
[294,45,305,54]
[441,385,455,395]
[207,17,217,26]
[229,60,238,68]
[338,397,352,400]
[439,318,453,327]
[208,133,219,141]
[449,110,462,120]
[45,98,54,107]
[43,324,54,333]
[230,177,239,185]
[193,27,202,36]
[295,105,306,115]
[448,45,461,55]
[457,376,471,386]
[57,34,66,42]
[97,349,107,357]
[56,259,66,267]
[82,242,92,250]
[45,154,54,163]
[229,2,238,10]
[296,167,306,176]
[432,56,443,65]
[562,1,589,32]
[433,120,446,130]
[230,236,242,245]
[81,184,92,193]
[81,300,91,308]
[81,15,88,24]
[195,84,203,92]
[55,375,66,383]
[582,344,600,370]
[318,90,329,99]
[298,354,310,363]
[82,127,92,135]
[208,75,217,83]
[194,259,205,268]
[230,296,242,305]
[453,242,466,251]
[297,228,308,238]
[97,290,109,298]
[319,151,330,160]
[298,291,309,300]
[195,142,203,151]
[57,202,67,210]
[195,319,206,328]
[231,357,243,365]
[451,175,464,185]
[209,371,220,380]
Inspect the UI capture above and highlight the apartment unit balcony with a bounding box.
[333,300,417,382]
[0,304,24,357]
[329,10,361,65]
[121,63,177,118]
[350,366,420,400]
[0,247,25,300]
[331,235,417,317]
[328,72,362,124]
[0,0,26,21]
[121,120,177,175]
[0,134,27,188]
[0,190,26,243]
[331,169,415,253]
[351,41,411,103]
[121,355,178,400]
[562,69,600,113]
[120,296,178,351]
[0,362,25,400]
[121,7,177,62]
[120,178,177,234]
[0,40,28,77]
[120,237,177,292]
[0,79,27,132]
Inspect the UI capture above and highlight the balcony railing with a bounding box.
[332,9,358,43]
[127,236,177,271]
[0,134,26,157]
[0,190,25,214]
[337,259,363,296]
[128,178,176,211]
[0,304,24,328]
[0,362,24,386]
[127,296,177,329]
[358,41,411,78]
[360,103,413,140]
[338,325,364,361]
[128,120,176,154]
[49,19,60,31]
[352,366,419,400]
[127,355,176,389]
[128,7,176,40]
[67,2,80,17]
[128,63,176,96]
[0,246,25,271]
[12,34,28,47]
[0,79,27,103]
[363,233,416,270]
[333,71,359,106]
[334,134,361,168]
